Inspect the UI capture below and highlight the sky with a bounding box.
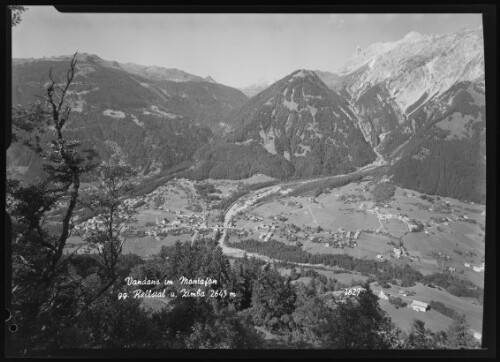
[12,7,483,88]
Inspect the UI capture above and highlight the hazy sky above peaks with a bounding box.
[12,7,482,88]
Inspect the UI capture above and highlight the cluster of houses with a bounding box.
[272,215,288,222]
[313,228,361,249]
[255,223,280,242]
[243,218,363,249]
[378,290,429,312]
[338,193,367,205]
[73,215,127,235]
[282,200,303,208]
[434,252,451,261]
[258,230,274,242]
[144,211,207,240]
[364,207,424,234]
[144,228,162,240]
[393,246,409,259]
[276,223,301,242]
[245,214,264,222]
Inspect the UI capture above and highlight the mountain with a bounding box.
[313,70,343,93]
[325,27,485,203]
[339,28,483,112]
[198,27,486,202]
[239,80,272,98]
[9,27,486,203]
[189,69,377,180]
[388,80,486,203]
[119,62,205,83]
[9,53,248,180]
[204,76,217,83]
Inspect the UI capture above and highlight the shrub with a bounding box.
[388,296,407,309]
[429,301,460,319]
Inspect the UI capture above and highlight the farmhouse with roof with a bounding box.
[409,300,429,312]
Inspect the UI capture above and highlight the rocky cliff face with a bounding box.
[340,28,484,112]
[313,28,486,203]
[317,28,484,154]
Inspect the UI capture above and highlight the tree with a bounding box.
[323,283,396,349]
[228,255,262,311]
[76,294,161,349]
[403,319,439,349]
[185,308,263,349]
[250,267,296,332]
[9,5,27,26]
[78,157,139,294]
[290,283,332,347]
[446,314,478,349]
[7,53,99,355]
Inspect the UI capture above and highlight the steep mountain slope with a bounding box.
[315,27,486,203]
[190,69,376,180]
[9,53,248,179]
[317,28,484,148]
[313,70,343,93]
[12,53,248,129]
[388,81,486,203]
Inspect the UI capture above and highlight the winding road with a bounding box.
[215,156,387,266]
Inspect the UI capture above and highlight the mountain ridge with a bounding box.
[190,68,377,180]
[9,27,486,203]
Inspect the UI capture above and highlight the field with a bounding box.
[373,282,483,334]
[279,267,369,286]
[244,181,484,283]
[122,235,191,257]
[379,300,454,333]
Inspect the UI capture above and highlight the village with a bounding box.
[68,176,486,287]
[63,175,486,344]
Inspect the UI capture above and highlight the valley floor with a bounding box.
[66,166,485,338]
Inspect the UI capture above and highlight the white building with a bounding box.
[379,290,389,300]
[410,300,428,312]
